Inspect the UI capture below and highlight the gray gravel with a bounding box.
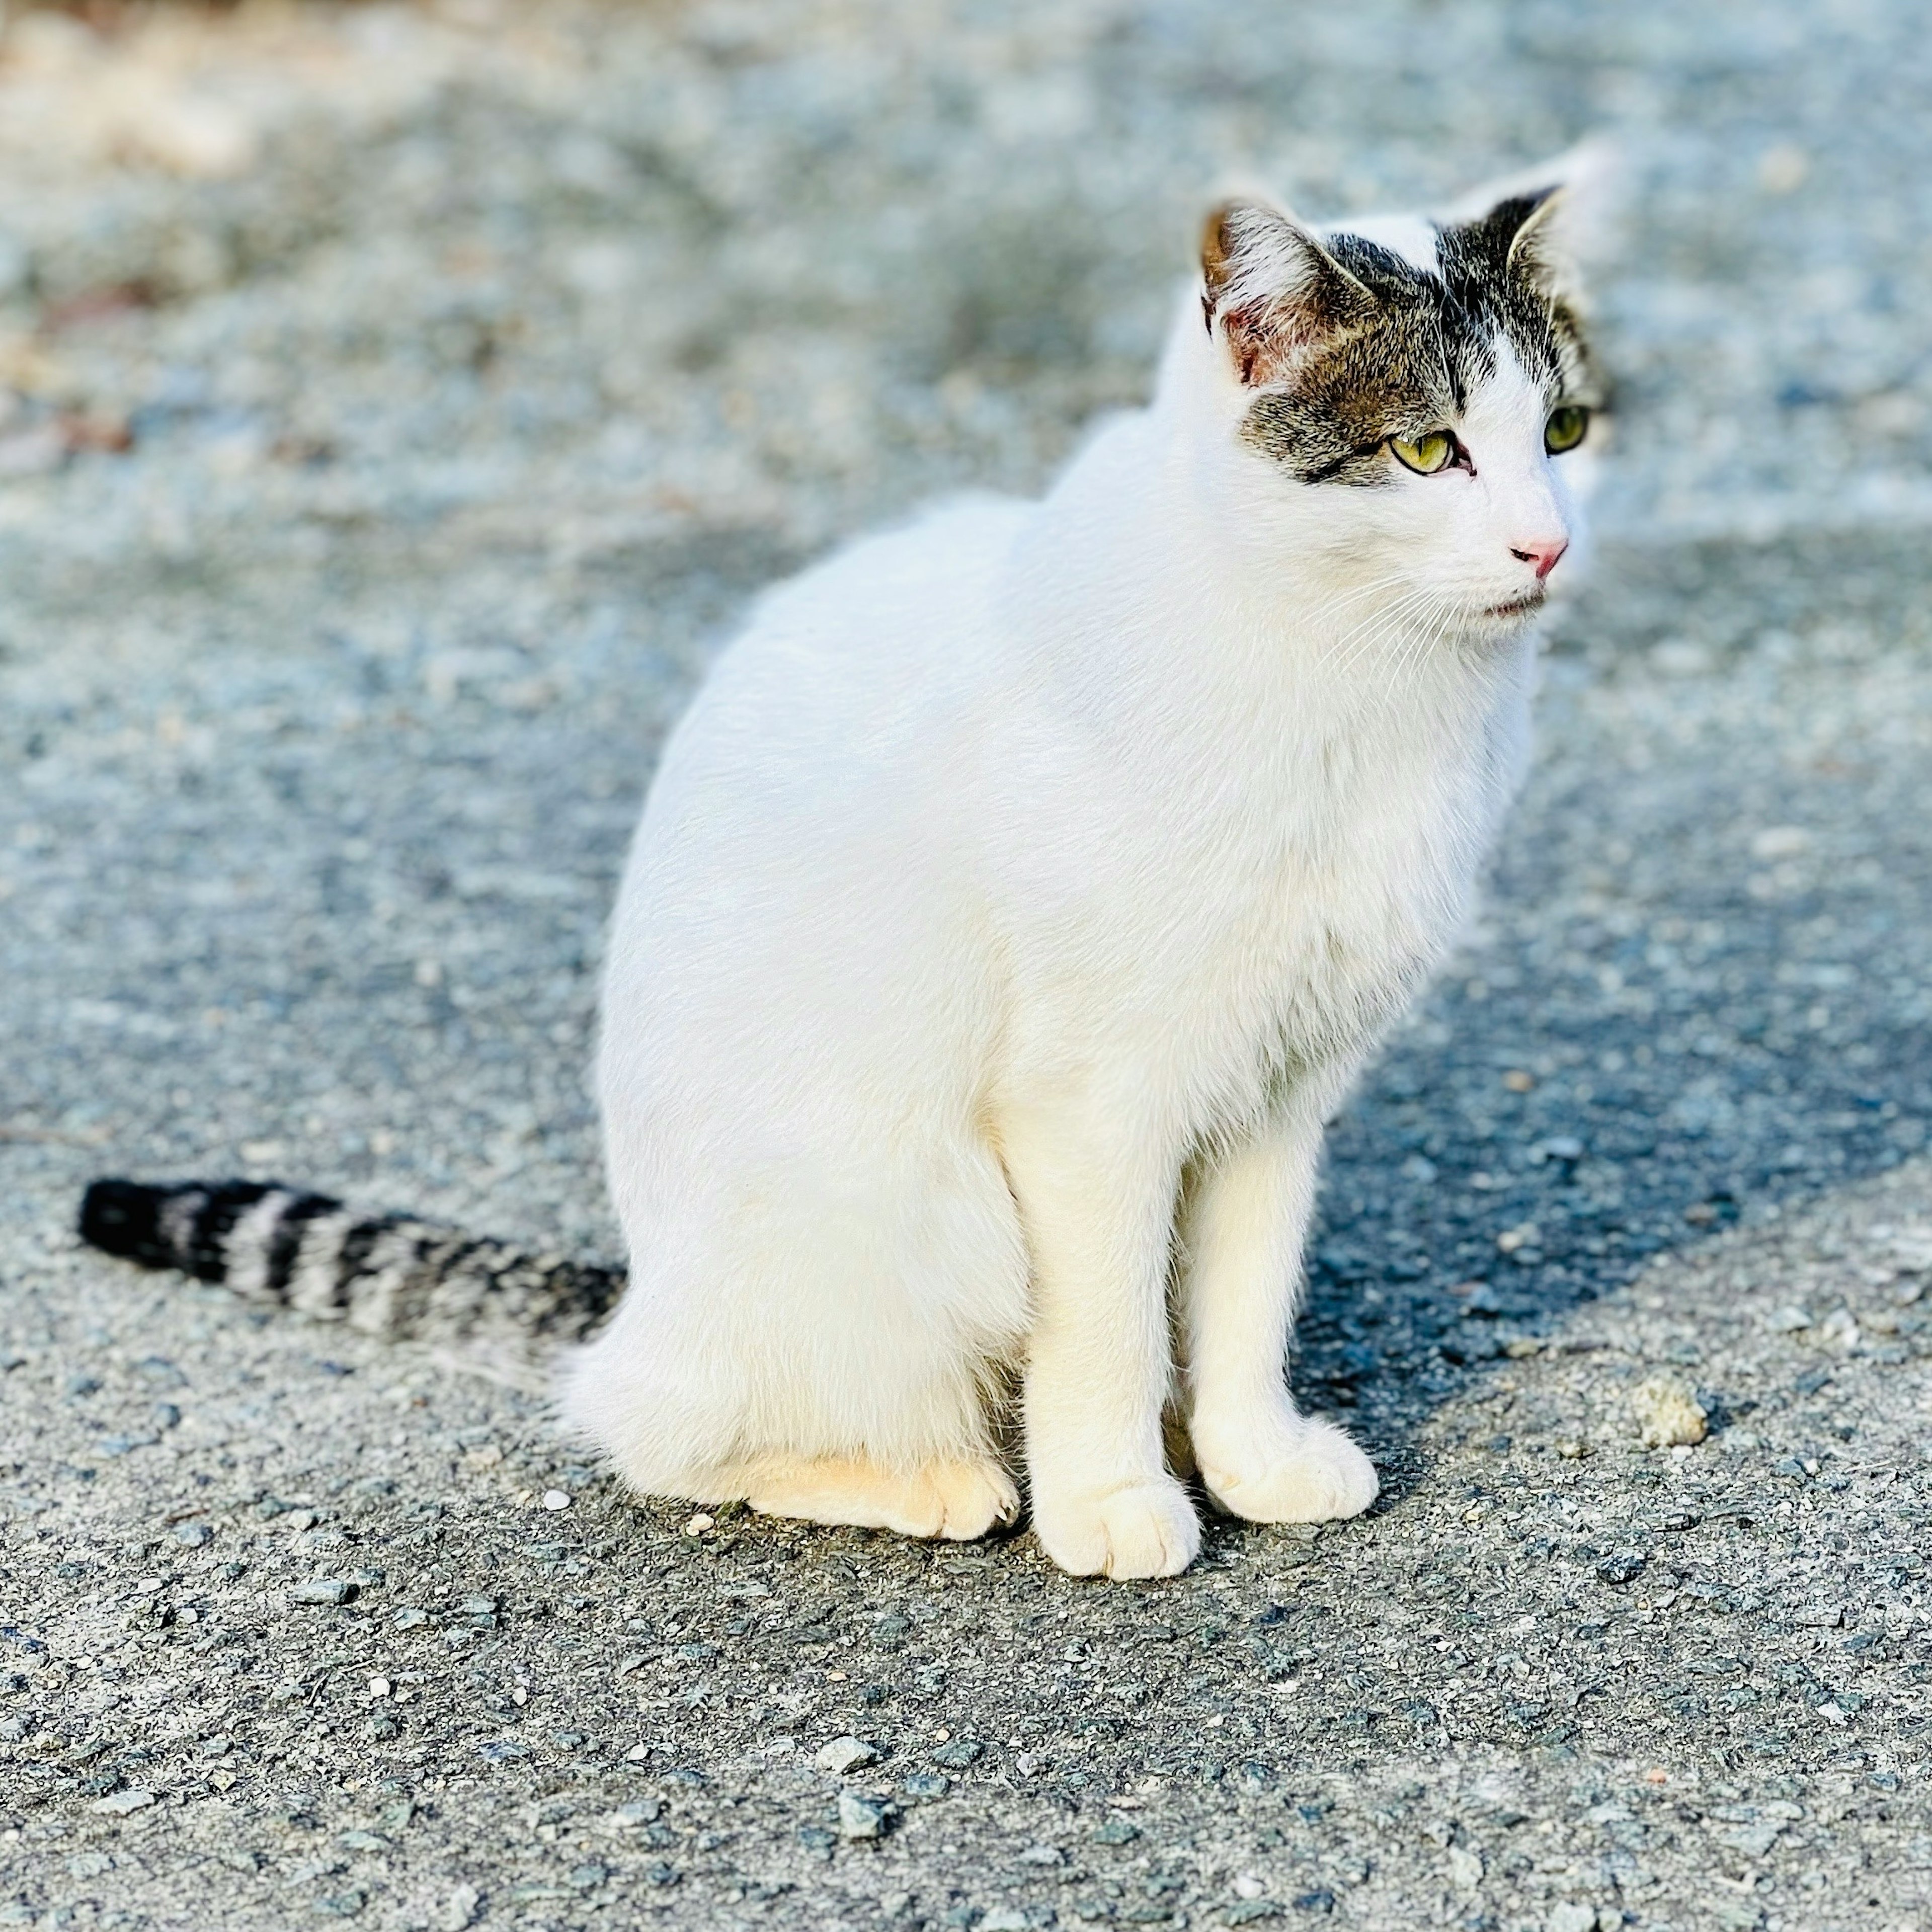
[3,3,1931,1928]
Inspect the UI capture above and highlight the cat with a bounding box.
[82,154,1605,1579]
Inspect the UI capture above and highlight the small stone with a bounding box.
[1766,1305,1812,1333]
[458,1595,499,1618]
[315,1892,365,1918]
[931,1738,984,1768]
[393,1606,429,1630]
[1447,1844,1483,1889]
[837,1791,890,1839]
[440,1887,480,1932]
[1018,1843,1065,1865]
[92,1788,156,1815]
[566,1864,607,1890]
[542,1490,572,1511]
[291,1579,356,1606]
[900,1773,949,1800]
[981,1913,1030,1931]
[1548,1907,1600,1932]
[1631,1371,1708,1448]
[815,1735,880,1775]
[173,1521,213,1548]
[645,1861,681,1886]
[1094,1816,1140,1844]
[66,1374,102,1398]
[604,1799,664,1828]
[1595,1551,1647,1587]
[1555,1440,1590,1460]
[683,1512,714,1535]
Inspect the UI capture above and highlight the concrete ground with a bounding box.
[2,3,1930,1928]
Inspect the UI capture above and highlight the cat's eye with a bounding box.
[1544,404,1590,454]
[1390,431,1456,475]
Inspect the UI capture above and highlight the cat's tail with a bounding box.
[78,1178,624,1376]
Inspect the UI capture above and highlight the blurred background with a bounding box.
[2,0,1928,1278]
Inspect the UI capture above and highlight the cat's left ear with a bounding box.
[1443,140,1622,306]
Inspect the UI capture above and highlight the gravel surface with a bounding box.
[2,4,1930,1929]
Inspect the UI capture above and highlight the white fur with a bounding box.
[562,187,1595,1578]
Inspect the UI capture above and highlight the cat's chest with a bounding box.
[1187,725,1495,1038]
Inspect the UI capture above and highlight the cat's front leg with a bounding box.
[1179,1115,1379,1524]
[1003,1106,1201,1579]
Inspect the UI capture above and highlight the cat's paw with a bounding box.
[1032,1478,1201,1579]
[1196,1415,1379,1523]
[743,1456,1018,1541]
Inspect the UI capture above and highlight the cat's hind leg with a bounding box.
[713,1455,1019,1541]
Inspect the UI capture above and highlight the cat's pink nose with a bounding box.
[1511,538,1568,581]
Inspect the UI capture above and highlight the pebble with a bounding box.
[1630,1371,1708,1448]
[1094,1817,1140,1844]
[931,1738,984,1768]
[837,1792,891,1839]
[542,1490,572,1511]
[172,1521,212,1548]
[815,1735,880,1774]
[1547,1907,1601,1932]
[290,1578,356,1606]
[440,1884,480,1932]
[604,1799,665,1828]
[93,1788,156,1814]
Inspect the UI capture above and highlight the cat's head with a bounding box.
[1192,152,1611,640]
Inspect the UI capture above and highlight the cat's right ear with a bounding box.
[1200,201,1371,387]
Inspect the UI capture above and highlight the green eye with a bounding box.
[1390,431,1456,475]
[1544,404,1589,454]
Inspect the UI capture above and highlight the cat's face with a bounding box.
[1200,174,1605,640]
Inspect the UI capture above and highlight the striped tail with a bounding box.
[78,1178,624,1361]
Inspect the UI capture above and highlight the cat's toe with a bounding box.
[928,1460,1021,1540]
[1200,1419,1379,1524]
[1033,1479,1200,1579]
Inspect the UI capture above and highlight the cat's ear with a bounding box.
[1443,140,1622,306]
[1200,200,1373,387]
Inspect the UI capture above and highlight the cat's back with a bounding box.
[605,493,1031,1004]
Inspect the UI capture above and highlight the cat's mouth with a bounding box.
[1482,590,1547,622]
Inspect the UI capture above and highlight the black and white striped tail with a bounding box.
[78,1178,624,1351]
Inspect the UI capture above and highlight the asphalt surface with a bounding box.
[2,4,1930,1929]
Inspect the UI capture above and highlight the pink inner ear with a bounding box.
[1219,295,1333,389]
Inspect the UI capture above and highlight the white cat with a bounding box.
[81,159,1605,1580]
[562,161,1605,1577]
